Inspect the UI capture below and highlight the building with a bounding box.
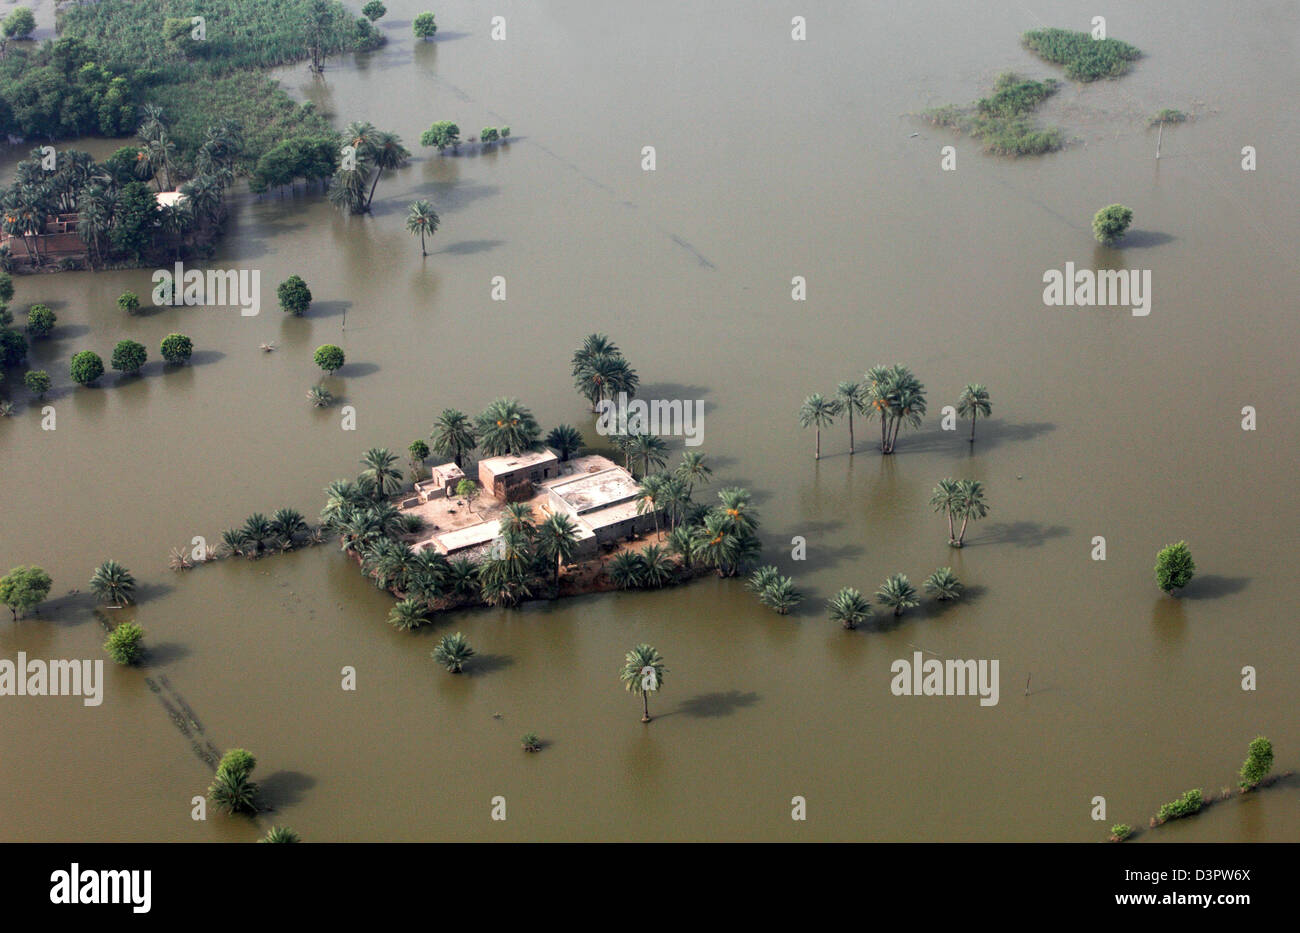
[415,462,465,500]
[477,448,559,502]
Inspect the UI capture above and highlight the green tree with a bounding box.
[314,344,345,374]
[827,587,872,630]
[521,732,541,752]
[759,576,802,615]
[420,120,461,153]
[70,350,104,386]
[1239,736,1274,790]
[108,182,159,261]
[0,272,13,305]
[261,826,300,843]
[431,408,477,467]
[160,333,193,364]
[476,397,541,456]
[388,598,427,631]
[836,381,868,454]
[413,12,438,39]
[930,478,961,546]
[481,127,500,145]
[535,513,580,586]
[798,393,841,460]
[674,451,712,496]
[23,369,49,398]
[1154,540,1195,594]
[956,383,992,442]
[620,643,666,722]
[876,573,920,617]
[952,479,989,548]
[432,631,474,673]
[208,748,259,815]
[25,304,55,338]
[627,434,668,477]
[2,8,36,40]
[0,565,52,620]
[545,425,583,461]
[278,275,312,316]
[1093,204,1134,246]
[362,130,409,210]
[405,199,440,255]
[360,447,404,498]
[90,559,135,605]
[866,364,927,454]
[0,329,27,368]
[117,292,141,315]
[111,339,147,376]
[640,544,676,588]
[607,551,646,589]
[923,567,963,601]
[104,622,145,665]
[455,478,480,513]
[361,1,387,21]
[408,439,430,478]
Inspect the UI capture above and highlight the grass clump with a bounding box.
[1022,28,1141,81]
[924,72,1064,156]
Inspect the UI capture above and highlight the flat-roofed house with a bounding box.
[477,448,559,502]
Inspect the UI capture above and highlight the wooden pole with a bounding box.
[1155,121,1163,160]
[1024,673,1031,696]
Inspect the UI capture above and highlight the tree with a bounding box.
[628,434,668,477]
[278,275,312,316]
[2,8,35,40]
[362,131,410,210]
[866,364,927,454]
[408,439,430,479]
[636,474,666,539]
[160,333,193,365]
[545,425,583,461]
[455,478,480,513]
[674,451,712,496]
[574,351,639,412]
[1093,204,1134,246]
[0,329,27,368]
[827,587,872,630]
[104,622,145,665]
[535,513,579,586]
[952,479,989,548]
[0,272,12,304]
[481,127,500,145]
[930,478,961,546]
[25,304,55,338]
[308,385,333,407]
[923,567,963,601]
[620,643,666,722]
[314,344,345,374]
[405,200,440,255]
[22,369,49,398]
[413,12,438,39]
[241,513,276,554]
[431,409,477,467]
[209,748,258,815]
[0,565,51,620]
[388,598,427,631]
[108,182,159,261]
[876,574,920,617]
[420,121,460,153]
[111,339,147,376]
[641,545,676,588]
[360,447,404,498]
[798,393,841,460]
[837,381,868,454]
[1239,736,1274,790]
[117,292,141,315]
[607,551,646,590]
[759,576,802,615]
[956,384,992,442]
[1155,541,1195,594]
[432,632,474,673]
[476,397,541,456]
[521,732,541,752]
[90,560,135,605]
[70,350,104,386]
[361,1,387,21]
[261,826,300,843]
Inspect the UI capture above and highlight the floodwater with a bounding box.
[2,0,1298,841]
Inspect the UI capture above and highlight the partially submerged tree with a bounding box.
[1154,540,1195,594]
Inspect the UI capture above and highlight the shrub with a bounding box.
[314,344,345,373]
[480,127,499,144]
[413,12,437,39]
[25,304,55,338]
[2,8,36,40]
[1154,541,1195,594]
[420,121,460,151]
[70,350,104,386]
[307,384,333,407]
[1239,736,1274,789]
[23,370,50,398]
[160,333,194,365]
[759,577,802,615]
[209,749,259,815]
[261,826,300,842]
[0,271,13,305]
[521,732,541,752]
[104,622,145,665]
[1109,823,1132,841]
[111,339,147,375]
[1022,28,1141,81]
[1149,108,1188,126]
[278,275,312,316]
[1092,204,1134,246]
[117,292,141,315]
[1155,788,1203,823]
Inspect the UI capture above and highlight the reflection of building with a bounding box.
[477,449,559,502]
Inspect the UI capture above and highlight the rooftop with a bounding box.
[548,467,641,514]
[478,447,558,479]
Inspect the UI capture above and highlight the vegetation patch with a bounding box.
[1021,28,1141,81]
[924,73,1064,156]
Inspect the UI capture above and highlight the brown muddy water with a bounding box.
[1,1,1298,841]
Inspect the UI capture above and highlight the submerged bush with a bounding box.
[1239,736,1274,789]
[924,73,1063,156]
[104,622,145,665]
[1155,788,1203,823]
[1022,28,1141,81]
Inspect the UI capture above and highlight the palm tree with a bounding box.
[498,503,537,539]
[432,632,475,673]
[445,558,480,599]
[746,565,781,594]
[363,131,410,210]
[208,768,258,815]
[876,574,919,617]
[620,643,667,722]
[865,364,896,453]
[545,425,583,461]
[930,478,961,546]
[570,334,621,378]
[476,398,541,456]
[628,434,669,477]
[607,551,646,589]
[691,510,761,577]
[327,161,371,214]
[923,567,963,601]
[535,512,580,585]
[90,560,136,606]
[657,476,691,530]
[218,529,246,558]
[715,487,759,536]
[430,409,477,467]
[270,508,308,545]
[407,549,448,607]
[887,369,927,453]
[388,598,427,630]
[952,479,989,548]
[574,351,638,411]
[674,451,712,496]
[367,539,416,591]
[640,544,676,588]
[956,383,992,443]
[241,513,276,554]
[760,577,802,615]
[261,826,299,843]
[480,571,533,607]
[359,447,404,498]
[827,587,871,630]
[636,473,666,539]
[321,479,369,530]
[837,381,868,454]
[405,199,440,255]
[798,393,841,460]
[666,525,695,569]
